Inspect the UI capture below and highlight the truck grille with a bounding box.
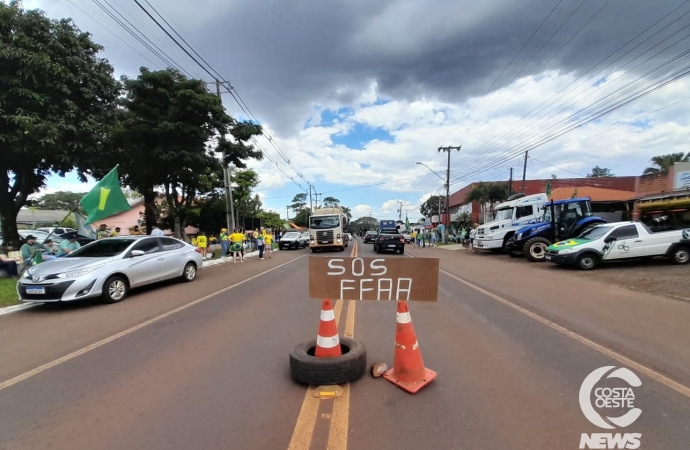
[316,230,334,244]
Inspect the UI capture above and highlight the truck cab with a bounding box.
[473,193,548,252]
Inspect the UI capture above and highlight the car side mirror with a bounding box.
[131,250,145,257]
[604,236,617,243]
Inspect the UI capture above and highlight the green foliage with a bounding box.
[453,211,472,228]
[232,169,262,227]
[258,211,284,230]
[62,215,78,230]
[587,166,615,177]
[323,196,340,207]
[340,205,352,221]
[420,195,444,219]
[349,216,379,234]
[34,191,87,210]
[292,208,311,227]
[291,193,308,213]
[643,153,690,175]
[0,2,119,246]
[466,182,509,224]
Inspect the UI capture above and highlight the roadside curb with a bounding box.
[0,302,36,316]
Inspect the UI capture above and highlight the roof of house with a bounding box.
[16,209,71,224]
[549,186,635,202]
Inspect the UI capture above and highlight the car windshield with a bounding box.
[67,239,134,257]
[577,225,613,240]
[283,232,300,238]
[494,208,513,221]
[309,215,340,229]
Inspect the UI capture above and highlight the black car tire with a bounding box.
[671,246,690,265]
[508,248,523,258]
[289,337,367,385]
[523,237,551,262]
[101,275,129,304]
[576,253,599,270]
[311,248,317,253]
[181,262,197,282]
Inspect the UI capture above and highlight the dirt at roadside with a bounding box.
[566,258,690,302]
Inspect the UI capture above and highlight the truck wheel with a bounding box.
[576,253,599,270]
[289,337,367,385]
[524,237,551,262]
[311,248,317,253]
[671,246,690,265]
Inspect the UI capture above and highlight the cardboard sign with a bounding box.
[309,257,439,301]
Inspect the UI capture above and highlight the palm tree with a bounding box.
[643,152,690,175]
[466,183,490,223]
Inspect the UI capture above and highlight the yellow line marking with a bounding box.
[0,253,310,393]
[327,300,355,450]
[288,297,344,450]
[440,268,690,399]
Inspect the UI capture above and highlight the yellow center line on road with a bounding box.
[287,240,358,450]
[440,268,690,400]
[0,253,310,393]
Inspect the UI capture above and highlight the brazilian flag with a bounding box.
[80,165,131,225]
[33,249,43,266]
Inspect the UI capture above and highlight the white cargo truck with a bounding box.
[473,193,549,252]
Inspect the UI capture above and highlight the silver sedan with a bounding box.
[17,236,203,304]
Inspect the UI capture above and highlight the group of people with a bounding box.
[193,227,275,264]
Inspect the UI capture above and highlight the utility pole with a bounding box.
[308,185,313,212]
[521,150,529,194]
[217,79,236,231]
[397,200,404,221]
[286,206,290,221]
[438,146,461,244]
[314,193,322,209]
[508,167,514,197]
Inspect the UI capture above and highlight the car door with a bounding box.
[127,238,166,286]
[605,225,644,260]
[159,237,186,279]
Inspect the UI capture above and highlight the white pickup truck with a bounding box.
[544,221,690,270]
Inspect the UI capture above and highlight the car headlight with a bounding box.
[558,248,576,254]
[56,264,105,279]
[515,233,523,240]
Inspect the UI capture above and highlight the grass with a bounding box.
[0,277,20,308]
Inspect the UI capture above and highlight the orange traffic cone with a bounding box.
[382,301,437,393]
[315,299,342,358]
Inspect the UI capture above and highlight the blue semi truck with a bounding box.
[508,197,606,262]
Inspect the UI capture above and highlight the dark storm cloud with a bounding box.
[153,0,688,134]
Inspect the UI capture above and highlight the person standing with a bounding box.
[97,224,109,240]
[469,226,477,253]
[150,225,164,236]
[256,227,266,260]
[264,229,273,259]
[431,230,437,248]
[229,229,244,264]
[220,228,229,258]
[196,232,208,259]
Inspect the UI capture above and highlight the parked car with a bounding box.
[544,222,690,270]
[18,230,61,250]
[17,236,203,304]
[363,230,377,244]
[403,234,412,244]
[279,232,304,250]
[299,232,311,248]
[36,227,77,235]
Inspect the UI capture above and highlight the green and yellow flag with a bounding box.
[80,165,131,225]
[546,180,552,197]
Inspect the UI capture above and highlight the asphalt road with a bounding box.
[0,239,689,449]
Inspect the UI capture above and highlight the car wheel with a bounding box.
[289,337,367,385]
[101,275,129,304]
[672,246,690,265]
[576,253,599,270]
[524,237,551,262]
[181,262,197,282]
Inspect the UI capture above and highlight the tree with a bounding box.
[420,196,445,219]
[258,211,284,230]
[33,191,88,210]
[323,196,340,207]
[290,193,308,214]
[487,183,509,206]
[0,2,119,246]
[340,206,353,221]
[230,169,262,228]
[349,216,379,234]
[643,153,690,175]
[293,208,311,227]
[466,184,490,224]
[587,166,615,177]
[101,68,254,236]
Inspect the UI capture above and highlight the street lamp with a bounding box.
[416,162,446,241]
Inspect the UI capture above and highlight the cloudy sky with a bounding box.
[27,0,690,220]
